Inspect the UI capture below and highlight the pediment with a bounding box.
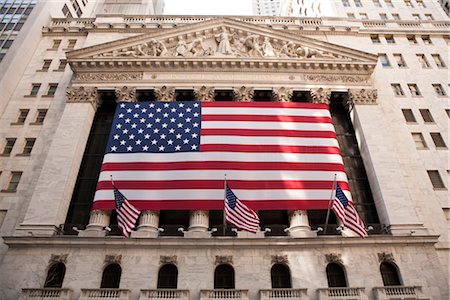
[67,18,377,73]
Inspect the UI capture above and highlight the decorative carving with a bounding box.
[105,254,122,264]
[325,253,343,264]
[262,37,276,57]
[233,86,254,102]
[215,255,233,265]
[49,254,68,264]
[160,255,177,265]
[348,88,378,105]
[154,86,175,102]
[272,87,293,102]
[215,27,234,55]
[194,86,215,102]
[66,86,101,108]
[305,74,369,84]
[271,255,288,265]
[175,36,189,57]
[378,252,395,263]
[310,88,331,104]
[75,72,143,82]
[115,86,137,103]
[241,34,263,57]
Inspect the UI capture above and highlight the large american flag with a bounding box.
[93,101,351,211]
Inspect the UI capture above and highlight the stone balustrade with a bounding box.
[373,286,427,300]
[139,289,190,300]
[317,287,368,300]
[79,289,131,300]
[21,288,73,300]
[200,289,249,300]
[259,288,308,300]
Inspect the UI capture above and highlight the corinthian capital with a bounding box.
[348,88,378,105]
[233,86,254,102]
[154,86,175,102]
[310,88,331,104]
[194,86,215,102]
[272,87,293,102]
[115,86,137,103]
[66,86,101,109]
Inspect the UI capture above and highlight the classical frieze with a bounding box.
[154,86,175,102]
[349,88,378,105]
[233,86,254,102]
[310,88,331,104]
[66,86,101,108]
[194,86,215,102]
[304,74,369,84]
[115,86,137,102]
[75,72,143,81]
[272,87,293,102]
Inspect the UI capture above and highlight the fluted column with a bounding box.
[185,210,211,238]
[132,210,160,238]
[287,210,316,238]
[79,210,111,237]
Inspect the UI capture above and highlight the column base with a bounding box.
[78,227,107,237]
[288,226,317,238]
[131,230,159,238]
[387,223,428,236]
[237,230,265,238]
[184,231,212,238]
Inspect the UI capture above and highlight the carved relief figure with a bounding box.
[279,41,297,57]
[242,34,263,57]
[149,39,167,57]
[262,37,276,57]
[187,36,211,56]
[215,27,233,55]
[175,36,188,56]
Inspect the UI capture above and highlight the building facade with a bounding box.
[0,0,449,300]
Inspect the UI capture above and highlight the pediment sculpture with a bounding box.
[95,26,346,60]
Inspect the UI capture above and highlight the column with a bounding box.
[310,87,331,104]
[194,86,215,101]
[287,210,316,238]
[132,210,160,238]
[79,210,111,237]
[233,86,254,102]
[17,87,101,236]
[272,87,293,102]
[185,210,211,238]
[154,86,175,101]
[115,86,137,102]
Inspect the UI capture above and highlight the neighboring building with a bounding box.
[252,0,290,16]
[0,0,449,300]
[438,0,450,16]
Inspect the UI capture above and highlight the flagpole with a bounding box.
[323,174,337,235]
[223,173,227,235]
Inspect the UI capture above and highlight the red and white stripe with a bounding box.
[117,199,140,237]
[332,200,367,238]
[225,198,260,233]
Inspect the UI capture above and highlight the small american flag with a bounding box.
[332,183,367,238]
[225,184,260,233]
[113,184,140,237]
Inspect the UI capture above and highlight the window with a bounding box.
[354,0,362,7]
[431,54,446,68]
[412,13,421,21]
[424,14,433,20]
[379,13,388,20]
[380,262,402,286]
[214,264,235,289]
[422,35,432,45]
[326,263,347,287]
[100,264,121,288]
[392,13,400,20]
[379,54,391,67]
[385,0,393,7]
[401,109,416,122]
[407,35,417,44]
[39,59,52,71]
[404,0,413,8]
[385,35,395,44]
[34,109,47,124]
[50,39,61,50]
[430,133,447,148]
[46,83,58,97]
[433,84,446,96]
[29,83,41,96]
[347,13,355,19]
[5,172,22,192]
[360,13,368,19]
[419,109,434,123]
[370,35,381,43]
[446,109,450,118]
[44,263,66,288]
[417,54,430,68]
[416,0,425,8]
[408,84,421,96]
[411,133,427,149]
[271,264,292,288]
[157,264,178,289]
[393,54,406,67]
[2,138,16,155]
[62,4,72,18]
[427,170,446,189]
[373,0,381,7]
[67,39,77,49]
[391,84,404,96]
[342,0,350,7]
[56,59,67,71]
[15,109,29,124]
[22,138,35,155]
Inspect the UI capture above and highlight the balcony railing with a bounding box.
[79,289,131,300]
[317,287,368,300]
[200,289,249,300]
[373,286,427,300]
[21,288,73,300]
[260,288,308,300]
[139,289,190,300]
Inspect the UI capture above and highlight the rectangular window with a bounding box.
[416,0,425,8]
[4,172,22,192]
[379,54,391,67]
[385,0,393,7]
[422,35,432,45]
[360,13,368,19]
[391,84,404,96]
[370,34,381,43]
[412,13,421,20]
[39,59,52,71]
[432,84,446,96]
[431,54,446,68]
[56,59,67,71]
[412,133,427,149]
[430,133,447,148]
[347,13,355,19]
[446,109,450,118]
[354,0,362,7]
[424,14,433,20]
[50,39,61,50]
[62,4,72,18]
[417,54,430,68]
[393,54,407,67]
[392,13,400,20]
[379,13,388,20]
[22,138,35,155]
[373,0,381,7]
[2,138,16,155]
[29,83,40,96]
[34,109,47,124]
[15,109,29,124]
[402,109,416,122]
[407,35,417,44]
[419,109,434,123]
[408,84,421,96]
[427,170,446,189]
[67,39,77,49]
[46,84,58,97]
[342,0,350,7]
[385,35,395,44]
[404,0,413,8]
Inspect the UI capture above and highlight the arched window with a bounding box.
[326,263,347,287]
[380,262,402,286]
[271,264,292,288]
[214,264,235,289]
[157,264,178,289]
[100,263,121,288]
[44,263,66,288]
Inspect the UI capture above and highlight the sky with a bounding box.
[163,0,253,16]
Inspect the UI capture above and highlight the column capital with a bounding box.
[233,86,254,102]
[66,86,101,109]
[272,87,293,102]
[348,88,378,105]
[154,86,175,102]
[194,86,215,102]
[310,88,331,105]
[115,86,137,103]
